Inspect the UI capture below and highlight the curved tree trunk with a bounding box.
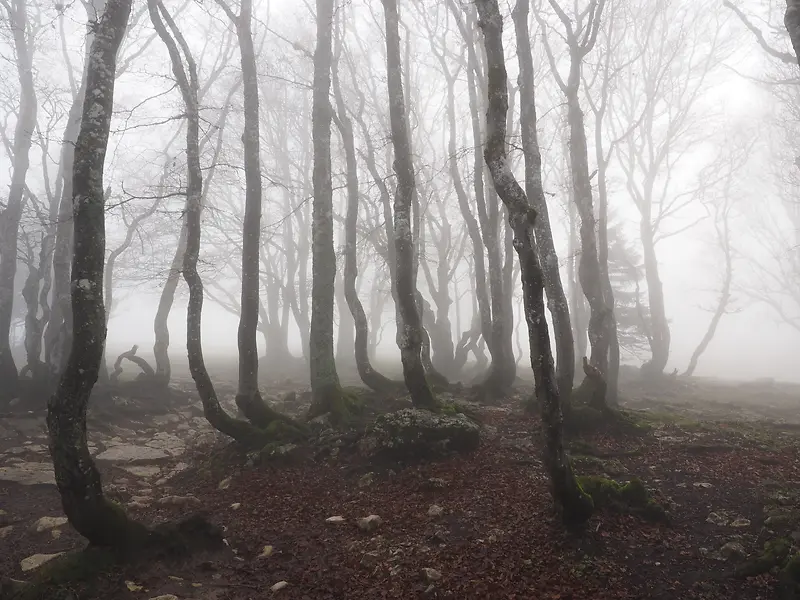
[46,0,151,545]
[381,0,437,409]
[0,0,38,399]
[476,0,592,525]
[330,20,399,394]
[512,3,574,408]
[149,0,287,446]
[152,223,185,385]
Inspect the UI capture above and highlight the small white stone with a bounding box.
[427,504,444,517]
[32,516,68,533]
[21,553,63,572]
[271,580,289,592]
[230,502,241,510]
[325,515,346,524]
[218,477,232,490]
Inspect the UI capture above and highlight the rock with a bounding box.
[730,517,751,528]
[706,511,730,526]
[359,408,480,459]
[31,516,68,533]
[231,503,242,510]
[120,465,161,478]
[357,514,383,532]
[422,567,442,582]
[157,495,201,508]
[0,462,55,485]
[326,516,346,524]
[425,477,447,489]
[358,472,375,488]
[271,580,289,592]
[720,541,747,560]
[144,432,186,456]
[218,477,232,490]
[0,525,13,539]
[258,545,274,558]
[95,445,169,463]
[20,553,63,572]
[149,596,179,600]
[427,504,444,517]
[693,482,713,489]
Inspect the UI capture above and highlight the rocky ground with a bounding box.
[1,372,800,599]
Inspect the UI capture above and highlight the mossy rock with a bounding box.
[577,476,669,524]
[735,537,793,578]
[571,455,628,477]
[359,408,480,460]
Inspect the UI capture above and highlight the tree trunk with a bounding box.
[512,2,574,407]
[476,0,592,525]
[334,275,355,367]
[307,0,354,420]
[46,0,152,545]
[149,0,288,446]
[381,0,437,409]
[331,25,399,393]
[786,0,800,65]
[640,224,670,377]
[566,75,612,409]
[0,0,38,399]
[152,222,185,385]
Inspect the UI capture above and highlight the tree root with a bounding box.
[307,384,365,426]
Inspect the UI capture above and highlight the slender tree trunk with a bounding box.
[46,0,151,545]
[640,222,670,377]
[476,0,592,525]
[152,223,185,384]
[150,0,288,445]
[381,0,437,409]
[334,275,354,367]
[307,0,351,419]
[513,3,574,407]
[0,0,38,399]
[331,26,398,393]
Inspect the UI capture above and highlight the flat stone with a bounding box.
[95,445,169,463]
[156,495,201,508]
[31,516,68,532]
[326,516,346,524]
[428,504,444,517]
[0,525,13,539]
[21,553,63,572]
[120,465,162,478]
[422,567,442,582]
[218,477,232,490]
[0,462,54,485]
[149,595,179,600]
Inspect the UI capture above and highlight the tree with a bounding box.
[331,6,399,394]
[381,0,437,409]
[536,0,613,409]
[46,0,151,545]
[0,0,38,399]
[512,0,574,407]
[475,0,593,525]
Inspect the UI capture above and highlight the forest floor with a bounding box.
[1,364,800,599]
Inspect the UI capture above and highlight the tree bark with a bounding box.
[639,224,670,377]
[476,0,592,525]
[308,0,353,419]
[331,21,399,394]
[786,0,800,66]
[0,0,38,399]
[381,0,437,409]
[512,0,574,407]
[46,0,151,545]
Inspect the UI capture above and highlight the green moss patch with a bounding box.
[577,476,669,524]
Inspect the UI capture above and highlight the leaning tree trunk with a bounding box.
[307,0,356,421]
[46,0,152,545]
[381,0,437,409]
[512,1,574,407]
[152,222,186,385]
[149,0,289,445]
[476,0,592,525]
[331,27,399,394]
[0,0,38,400]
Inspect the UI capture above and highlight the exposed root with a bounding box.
[109,345,156,383]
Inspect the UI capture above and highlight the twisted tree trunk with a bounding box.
[46,0,151,545]
[512,0,574,407]
[381,0,437,409]
[476,0,592,525]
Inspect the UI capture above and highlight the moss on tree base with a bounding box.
[307,384,365,426]
[577,476,669,523]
